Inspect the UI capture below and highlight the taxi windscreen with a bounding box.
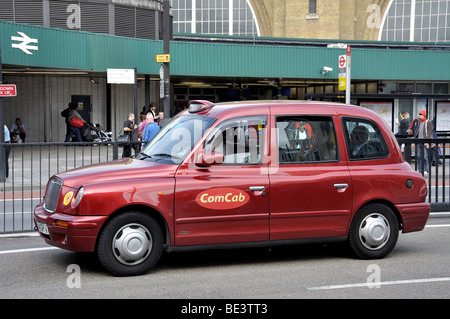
[137,115,216,164]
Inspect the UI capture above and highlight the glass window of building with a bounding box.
[171,0,260,36]
[380,0,449,42]
[309,0,317,14]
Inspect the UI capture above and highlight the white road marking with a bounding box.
[425,224,450,228]
[430,212,450,216]
[0,247,59,255]
[307,277,450,290]
[0,232,39,238]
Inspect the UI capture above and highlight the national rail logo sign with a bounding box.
[196,188,250,210]
[11,32,38,55]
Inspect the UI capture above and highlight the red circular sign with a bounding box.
[346,45,351,54]
[339,56,346,67]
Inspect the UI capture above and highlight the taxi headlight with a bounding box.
[74,187,84,208]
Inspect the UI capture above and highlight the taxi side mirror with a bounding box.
[196,149,224,167]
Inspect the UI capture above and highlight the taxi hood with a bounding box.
[55,158,176,188]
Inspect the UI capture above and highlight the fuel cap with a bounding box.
[406,179,414,189]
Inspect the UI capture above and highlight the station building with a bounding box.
[0,0,449,142]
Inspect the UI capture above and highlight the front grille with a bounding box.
[43,177,63,213]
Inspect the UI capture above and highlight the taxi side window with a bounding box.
[204,116,266,164]
[343,117,390,160]
[276,116,337,163]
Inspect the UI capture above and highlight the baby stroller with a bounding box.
[81,123,112,144]
[93,123,112,143]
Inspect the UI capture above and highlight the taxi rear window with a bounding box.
[342,117,390,160]
[276,116,338,163]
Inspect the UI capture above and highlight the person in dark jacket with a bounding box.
[122,113,138,158]
[414,110,433,176]
[64,103,85,143]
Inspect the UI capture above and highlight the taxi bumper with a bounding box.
[34,204,108,252]
[396,202,431,233]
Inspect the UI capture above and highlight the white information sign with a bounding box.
[436,102,450,131]
[107,68,135,84]
[360,102,393,128]
[160,80,164,98]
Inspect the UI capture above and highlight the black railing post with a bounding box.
[113,142,119,160]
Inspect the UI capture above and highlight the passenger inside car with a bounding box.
[350,125,377,158]
[344,118,390,160]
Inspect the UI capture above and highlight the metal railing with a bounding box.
[1,138,449,233]
[0,141,138,233]
[397,137,450,212]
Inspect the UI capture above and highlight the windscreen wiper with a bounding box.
[150,153,181,160]
[135,153,153,160]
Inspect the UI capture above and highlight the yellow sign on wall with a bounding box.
[339,74,346,91]
[155,54,170,63]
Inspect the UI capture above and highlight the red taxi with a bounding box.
[34,100,430,276]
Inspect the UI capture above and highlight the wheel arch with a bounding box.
[94,204,172,252]
[353,199,403,231]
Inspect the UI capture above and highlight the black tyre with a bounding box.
[348,204,399,259]
[97,212,163,276]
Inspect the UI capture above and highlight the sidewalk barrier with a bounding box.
[0,141,140,233]
[0,138,448,233]
[397,137,450,212]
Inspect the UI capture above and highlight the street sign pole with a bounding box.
[0,27,6,180]
[162,0,171,117]
[134,67,138,128]
[346,46,351,104]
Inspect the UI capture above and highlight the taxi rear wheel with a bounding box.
[97,212,163,276]
[348,204,399,259]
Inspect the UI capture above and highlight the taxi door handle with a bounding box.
[334,183,348,193]
[249,186,265,192]
[249,186,266,196]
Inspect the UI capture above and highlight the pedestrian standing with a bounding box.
[3,124,11,179]
[64,103,85,143]
[141,113,160,149]
[157,111,171,128]
[414,110,433,176]
[10,117,26,142]
[148,102,157,118]
[396,112,410,137]
[122,113,138,158]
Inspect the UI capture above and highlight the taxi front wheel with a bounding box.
[97,212,164,276]
[348,204,399,259]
